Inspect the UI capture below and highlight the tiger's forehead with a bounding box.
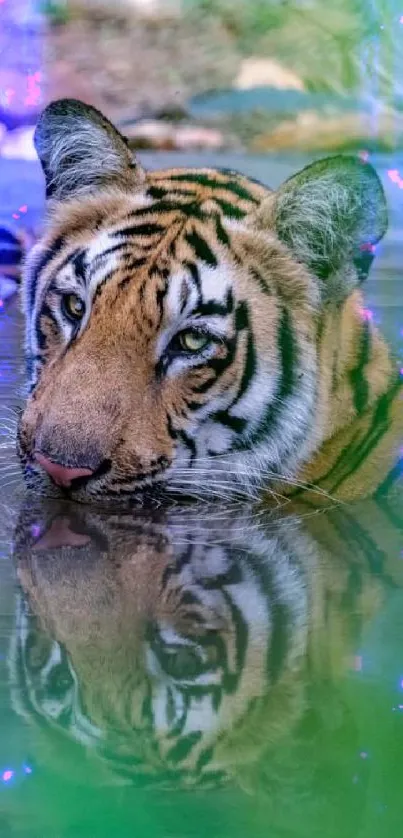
[27,166,273,324]
[39,195,244,298]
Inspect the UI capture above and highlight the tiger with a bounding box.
[16,97,403,506]
[9,496,403,802]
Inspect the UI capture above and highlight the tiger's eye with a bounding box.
[62,293,85,322]
[179,330,210,353]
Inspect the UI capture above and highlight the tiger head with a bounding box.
[18,99,387,503]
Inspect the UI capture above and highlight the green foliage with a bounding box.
[39,0,70,24]
[184,0,398,95]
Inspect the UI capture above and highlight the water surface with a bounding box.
[0,478,402,838]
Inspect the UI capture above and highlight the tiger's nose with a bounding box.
[34,453,95,488]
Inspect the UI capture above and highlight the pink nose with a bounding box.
[34,453,94,488]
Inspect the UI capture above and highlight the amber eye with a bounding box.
[62,293,85,322]
[178,330,210,353]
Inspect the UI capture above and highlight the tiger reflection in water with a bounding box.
[9,499,400,790]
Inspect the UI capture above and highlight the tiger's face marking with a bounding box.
[18,99,388,503]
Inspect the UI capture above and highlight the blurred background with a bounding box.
[1,0,403,313]
[1,0,403,158]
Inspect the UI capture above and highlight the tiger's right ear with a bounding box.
[251,155,387,296]
[34,98,144,202]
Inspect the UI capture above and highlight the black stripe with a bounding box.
[156,280,169,326]
[295,375,402,498]
[147,185,167,200]
[44,247,84,292]
[214,214,230,246]
[221,590,248,694]
[265,582,290,683]
[89,241,131,273]
[250,266,272,296]
[166,731,202,764]
[125,257,148,272]
[167,172,259,203]
[36,304,58,351]
[185,230,217,268]
[232,320,256,406]
[231,307,295,451]
[211,306,255,435]
[349,320,371,414]
[209,413,247,435]
[146,189,248,220]
[112,222,165,238]
[71,249,87,285]
[214,200,247,219]
[330,508,389,578]
[129,200,190,217]
[177,430,197,464]
[193,300,231,317]
[195,746,214,773]
[328,389,396,494]
[29,236,65,310]
[93,269,118,299]
[185,261,201,293]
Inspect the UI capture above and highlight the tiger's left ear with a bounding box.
[34,98,144,202]
[254,155,387,293]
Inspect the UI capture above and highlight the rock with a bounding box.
[126,120,225,151]
[189,87,362,118]
[252,108,403,152]
[1,127,36,161]
[235,58,305,92]
[74,0,181,17]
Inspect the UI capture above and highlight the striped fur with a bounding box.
[17,99,401,504]
[9,499,400,788]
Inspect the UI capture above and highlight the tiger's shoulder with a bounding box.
[283,362,403,505]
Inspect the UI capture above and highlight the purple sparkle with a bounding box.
[2,770,14,783]
[361,307,373,322]
[388,169,403,189]
[23,765,32,775]
[30,524,42,539]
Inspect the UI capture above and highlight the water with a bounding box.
[1,153,403,836]
[1,487,403,838]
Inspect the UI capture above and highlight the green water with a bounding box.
[0,494,402,838]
